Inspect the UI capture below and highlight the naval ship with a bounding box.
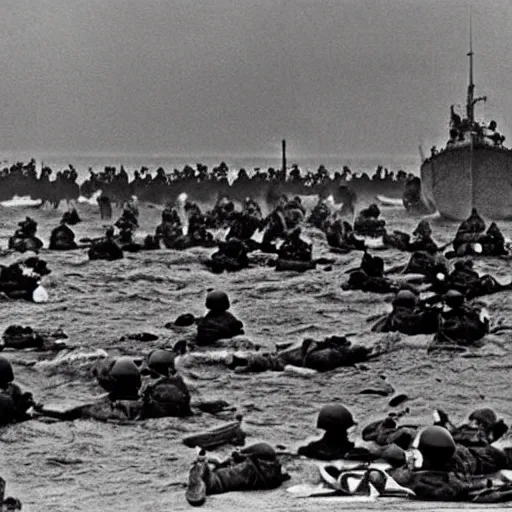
[420,19,512,221]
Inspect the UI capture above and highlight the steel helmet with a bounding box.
[147,349,176,376]
[241,443,276,460]
[444,289,464,309]
[414,426,456,468]
[317,404,355,431]
[205,290,230,312]
[393,289,418,309]
[109,356,140,379]
[108,356,141,398]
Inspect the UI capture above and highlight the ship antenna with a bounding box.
[466,7,474,122]
[466,5,486,125]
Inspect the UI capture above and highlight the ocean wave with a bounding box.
[0,195,42,207]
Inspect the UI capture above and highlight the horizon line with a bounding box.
[0,150,419,161]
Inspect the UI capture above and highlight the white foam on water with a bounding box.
[212,227,230,242]
[0,195,42,207]
[77,189,102,205]
[364,236,385,249]
[376,194,403,207]
[35,348,109,368]
[176,192,189,235]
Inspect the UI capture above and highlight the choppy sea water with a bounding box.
[1,200,512,512]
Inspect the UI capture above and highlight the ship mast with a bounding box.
[466,8,486,125]
[466,9,474,121]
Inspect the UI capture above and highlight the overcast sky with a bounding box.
[0,0,511,158]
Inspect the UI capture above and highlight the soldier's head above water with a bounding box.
[205,290,230,312]
[444,289,465,309]
[108,356,141,400]
[317,403,356,432]
[147,349,176,377]
[393,289,418,310]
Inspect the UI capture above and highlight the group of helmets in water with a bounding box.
[393,288,465,310]
[106,349,177,394]
[110,350,176,380]
[318,403,458,467]
[0,348,177,401]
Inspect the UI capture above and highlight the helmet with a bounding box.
[241,442,276,460]
[109,357,141,399]
[0,356,14,387]
[469,408,497,428]
[414,426,456,468]
[444,289,464,309]
[109,356,140,379]
[147,349,176,376]
[205,290,230,312]
[317,404,355,431]
[393,289,418,310]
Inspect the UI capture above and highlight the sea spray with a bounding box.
[0,195,42,207]
[176,192,189,235]
[77,189,102,205]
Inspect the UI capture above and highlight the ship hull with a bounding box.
[420,144,512,220]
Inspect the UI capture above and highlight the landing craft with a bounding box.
[420,12,512,220]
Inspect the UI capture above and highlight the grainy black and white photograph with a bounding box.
[1,0,512,510]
